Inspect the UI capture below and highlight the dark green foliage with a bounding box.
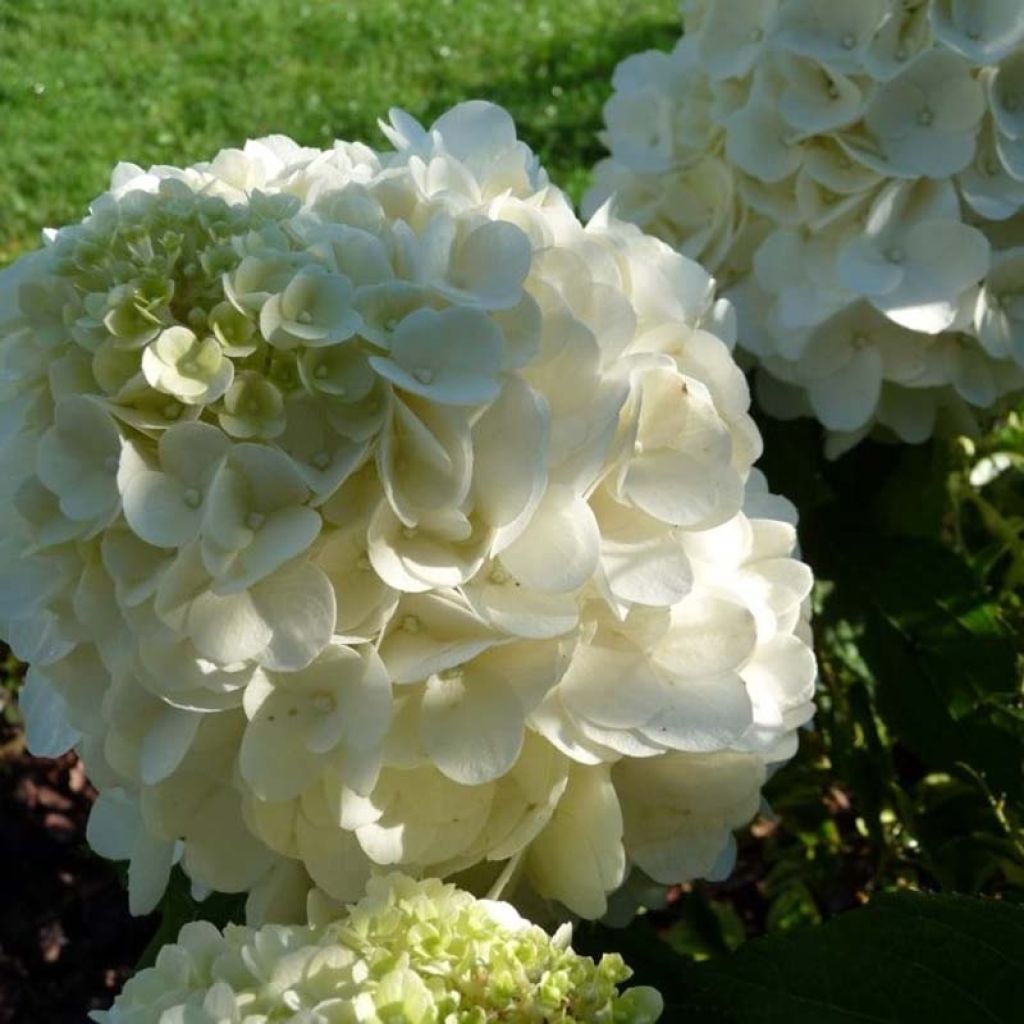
[683,892,1024,1023]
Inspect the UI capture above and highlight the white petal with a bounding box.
[601,523,692,607]
[296,814,372,902]
[123,469,202,548]
[253,561,337,672]
[379,590,498,683]
[450,220,532,309]
[128,830,177,915]
[500,485,599,593]
[182,787,275,892]
[86,789,141,861]
[806,347,883,431]
[472,377,549,532]
[526,765,625,918]
[557,644,670,729]
[657,593,758,679]
[210,507,322,593]
[20,667,80,757]
[140,706,201,785]
[421,668,525,784]
[642,673,754,752]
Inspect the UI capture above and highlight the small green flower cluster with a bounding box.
[42,180,320,435]
[93,874,664,1023]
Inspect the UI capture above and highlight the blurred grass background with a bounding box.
[0,0,680,261]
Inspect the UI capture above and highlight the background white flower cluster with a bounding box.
[94,873,664,1023]
[0,101,814,923]
[587,0,1024,455]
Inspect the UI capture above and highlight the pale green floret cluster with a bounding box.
[93,874,664,1024]
[43,179,365,437]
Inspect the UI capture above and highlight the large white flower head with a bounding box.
[93,873,664,1023]
[1,101,815,924]
[586,1,1024,455]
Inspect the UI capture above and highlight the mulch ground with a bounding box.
[0,716,157,1024]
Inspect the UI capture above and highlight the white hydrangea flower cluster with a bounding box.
[93,873,664,1023]
[0,101,815,923]
[586,0,1024,455]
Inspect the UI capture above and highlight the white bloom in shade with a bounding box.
[976,248,1024,360]
[776,55,865,134]
[775,0,887,71]
[990,51,1024,141]
[588,0,1024,453]
[696,0,775,80]
[726,97,804,184]
[931,0,1024,65]
[837,181,990,333]
[1,101,814,923]
[957,119,1024,219]
[36,396,123,528]
[864,51,985,177]
[93,874,664,1024]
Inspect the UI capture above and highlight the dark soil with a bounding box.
[0,718,157,1024]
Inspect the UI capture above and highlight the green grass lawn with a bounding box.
[0,0,679,261]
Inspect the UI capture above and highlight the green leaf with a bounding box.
[819,535,1022,801]
[683,892,1024,1023]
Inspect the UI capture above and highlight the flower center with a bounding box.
[401,615,420,633]
[916,107,934,127]
[841,32,856,50]
[183,487,201,508]
[311,691,335,714]
[247,511,266,531]
[413,367,434,384]
[885,245,905,264]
